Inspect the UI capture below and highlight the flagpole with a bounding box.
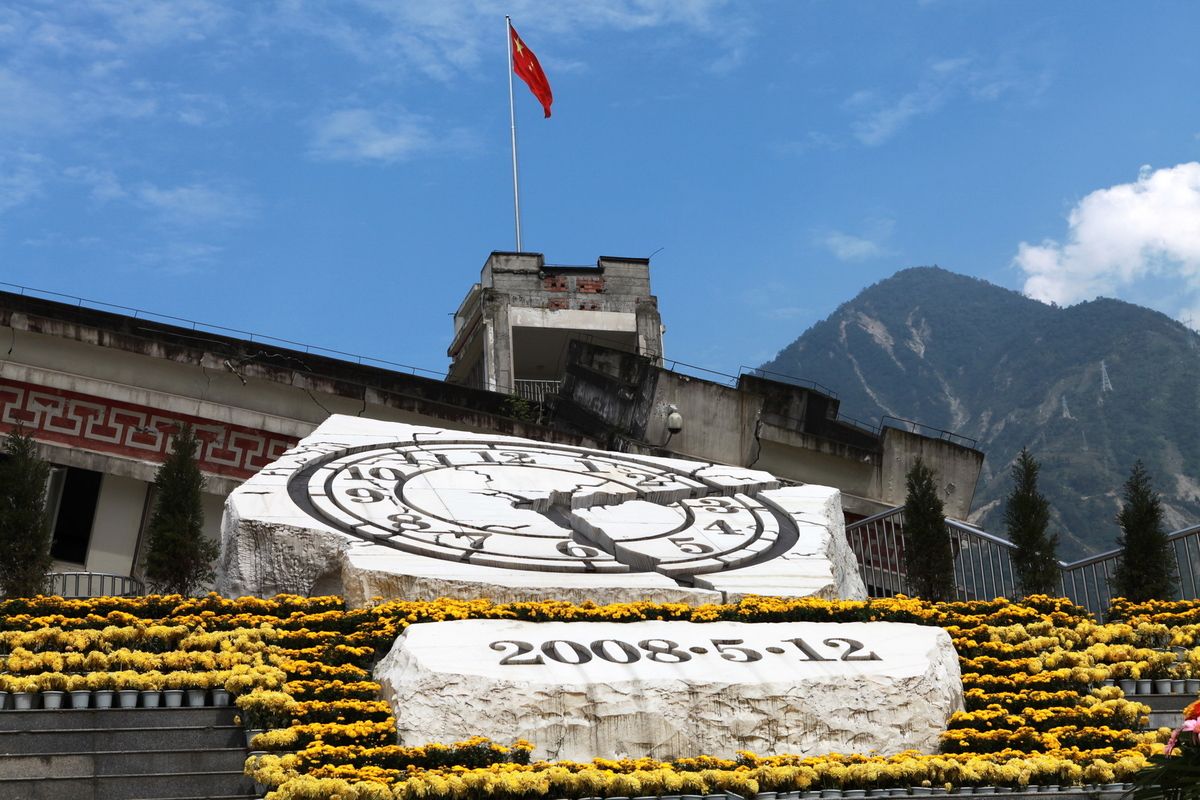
[505,15,523,252]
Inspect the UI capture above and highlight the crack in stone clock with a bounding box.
[219,416,868,606]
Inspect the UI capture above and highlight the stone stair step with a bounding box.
[0,747,248,778]
[127,797,259,800]
[0,706,237,732]
[0,770,254,800]
[0,724,244,754]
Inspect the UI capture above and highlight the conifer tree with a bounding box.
[1004,448,1061,597]
[0,428,53,597]
[1111,460,1176,602]
[142,424,218,595]
[902,457,956,601]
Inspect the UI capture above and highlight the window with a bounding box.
[47,466,103,565]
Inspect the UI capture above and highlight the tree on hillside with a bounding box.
[142,424,218,595]
[1111,460,1176,602]
[1004,448,1061,597]
[903,457,956,601]
[0,428,53,597]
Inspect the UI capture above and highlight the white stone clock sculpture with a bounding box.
[219,416,962,761]
[218,415,867,606]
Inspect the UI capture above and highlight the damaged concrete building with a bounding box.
[0,251,982,595]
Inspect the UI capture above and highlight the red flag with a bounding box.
[509,23,553,118]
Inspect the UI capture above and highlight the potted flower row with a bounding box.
[0,670,232,710]
[1105,660,1200,695]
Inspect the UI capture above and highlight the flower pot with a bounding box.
[117,689,140,708]
[245,728,265,748]
[69,690,91,709]
[1155,679,1173,694]
[1172,679,1187,694]
[140,691,161,708]
[994,788,1012,794]
[1101,678,1115,687]
[912,790,932,797]
[41,691,65,709]
[1188,678,1200,693]
[1117,678,1136,694]
[974,788,996,795]
[211,688,231,707]
[1101,784,1125,791]
[93,690,114,709]
[163,689,184,707]
[12,692,35,710]
[820,789,843,798]
[951,789,973,795]
[888,790,908,797]
[185,688,207,707]
[1136,679,1153,694]
[0,691,8,710]
[868,790,890,797]
[844,791,867,798]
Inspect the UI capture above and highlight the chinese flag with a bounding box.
[510,23,553,118]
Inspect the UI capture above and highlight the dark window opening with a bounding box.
[50,467,102,564]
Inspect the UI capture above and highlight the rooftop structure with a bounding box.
[0,252,983,595]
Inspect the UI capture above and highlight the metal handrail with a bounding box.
[1,281,446,380]
[513,379,561,404]
[45,572,146,598]
[879,416,978,449]
[846,509,1200,613]
[738,366,839,398]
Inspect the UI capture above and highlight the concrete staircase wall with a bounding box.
[0,706,256,800]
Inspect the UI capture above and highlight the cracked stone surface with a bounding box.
[218,415,867,606]
[376,619,963,760]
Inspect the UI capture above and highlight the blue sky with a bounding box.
[3,1,1199,379]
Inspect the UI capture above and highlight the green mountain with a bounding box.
[761,267,1200,560]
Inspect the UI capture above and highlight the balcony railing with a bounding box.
[513,379,561,404]
[46,572,146,598]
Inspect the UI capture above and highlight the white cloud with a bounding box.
[823,231,885,262]
[1016,163,1200,309]
[308,108,475,164]
[0,152,48,213]
[271,0,749,79]
[63,166,127,201]
[818,218,895,262]
[136,181,255,226]
[850,58,971,146]
[134,240,224,275]
[848,54,1043,147]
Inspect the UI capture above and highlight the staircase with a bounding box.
[1138,692,1192,729]
[0,706,256,800]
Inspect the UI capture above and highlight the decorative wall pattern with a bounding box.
[0,377,297,480]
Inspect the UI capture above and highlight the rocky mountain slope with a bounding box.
[761,267,1200,559]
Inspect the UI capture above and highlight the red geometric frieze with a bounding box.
[0,377,299,481]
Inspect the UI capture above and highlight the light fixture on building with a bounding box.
[665,404,683,436]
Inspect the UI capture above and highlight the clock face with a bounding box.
[288,439,796,578]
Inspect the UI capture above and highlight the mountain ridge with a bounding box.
[761,267,1200,559]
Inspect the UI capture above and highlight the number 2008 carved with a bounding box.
[487,637,882,666]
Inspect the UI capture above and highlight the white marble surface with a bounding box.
[218,415,868,605]
[376,619,963,760]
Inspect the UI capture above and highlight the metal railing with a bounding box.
[46,572,145,598]
[738,366,838,398]
[1,281,446,380]
[846,509,1200,613]
[513,379,561,404]
[879,416,978,449]
[845,508,1017,601]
